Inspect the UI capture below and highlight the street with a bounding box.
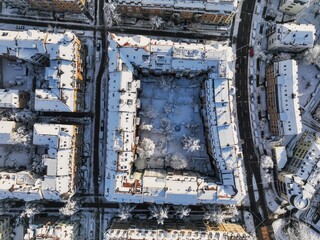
[235,0,275,239]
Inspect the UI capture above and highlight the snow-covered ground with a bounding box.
[297,64,320,108]
[272,219,287,240]
[243,210,257,239]
[1,59,35,92]
[0,145,32,169]
[137,76,213,174]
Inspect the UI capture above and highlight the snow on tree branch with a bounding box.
[139,123,153,132]
[260,155,274,169]
[203,205,226,225]
[182,135,201,153]
[117,204,136,221]
[21,201,44,219]
[137,138,155,160]
[104,3,121,27]
[175,205,191,219]
[59,200,79,216]
[9,126,32,146]
[148,205,169,225]
[150,16,165,30]
[165,153,188,170]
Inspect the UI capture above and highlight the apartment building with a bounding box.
[279,0,309,15]
[111,0,237,26]
[3,0,86,13]
[276,132,320,210]
[105,33,246,205]
[265,59,302,136]
[0,121,23,145]
[24,217,79,240]
[0,123,83,201]
[0,89,30,108]
[268,23,315,52]
[105,219,251,240]
[0,30,84,112]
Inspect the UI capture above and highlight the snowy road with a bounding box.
[235,0,275,239]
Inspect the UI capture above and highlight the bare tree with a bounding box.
[182,135,201,153]
[225,205,239,218]
[104,3,121,27]
[9,126,32,146]
[203,205,225,225]
[137,138,155,160]
[21,201,44,222]
[31,154,44,173]
[165,153,188,170]
[260,155,274,169]
[285,222,319,240]
[59,200,79,216]
[176,205,191,219]
[0,200,13,215]
[117,204,136,221]
[148,205,169,225]
[150,16,165,30]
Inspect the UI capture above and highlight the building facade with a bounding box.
[276,132,320,210]
[266,60,302,136]
[105,219,251,240]
[3,0,86,13]
[111,0,237,26]
[279,0,309,15]
[0,89,30,108]
[0,30,84,112]
[0,215,11,240]
[24,218,79,240]
[267,23,315,52]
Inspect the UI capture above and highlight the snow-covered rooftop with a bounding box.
[114,0,238,13]
[0,30,83,112]
[0,89,21,108]
[268,23,316,52]
[277,132,320,209]
[0,121,17,144]
[275,60,302,135]
[105,33,245,205]
[0,123,82,201]
[24,219,79,240]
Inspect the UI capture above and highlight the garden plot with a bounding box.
[136,75,213,175]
